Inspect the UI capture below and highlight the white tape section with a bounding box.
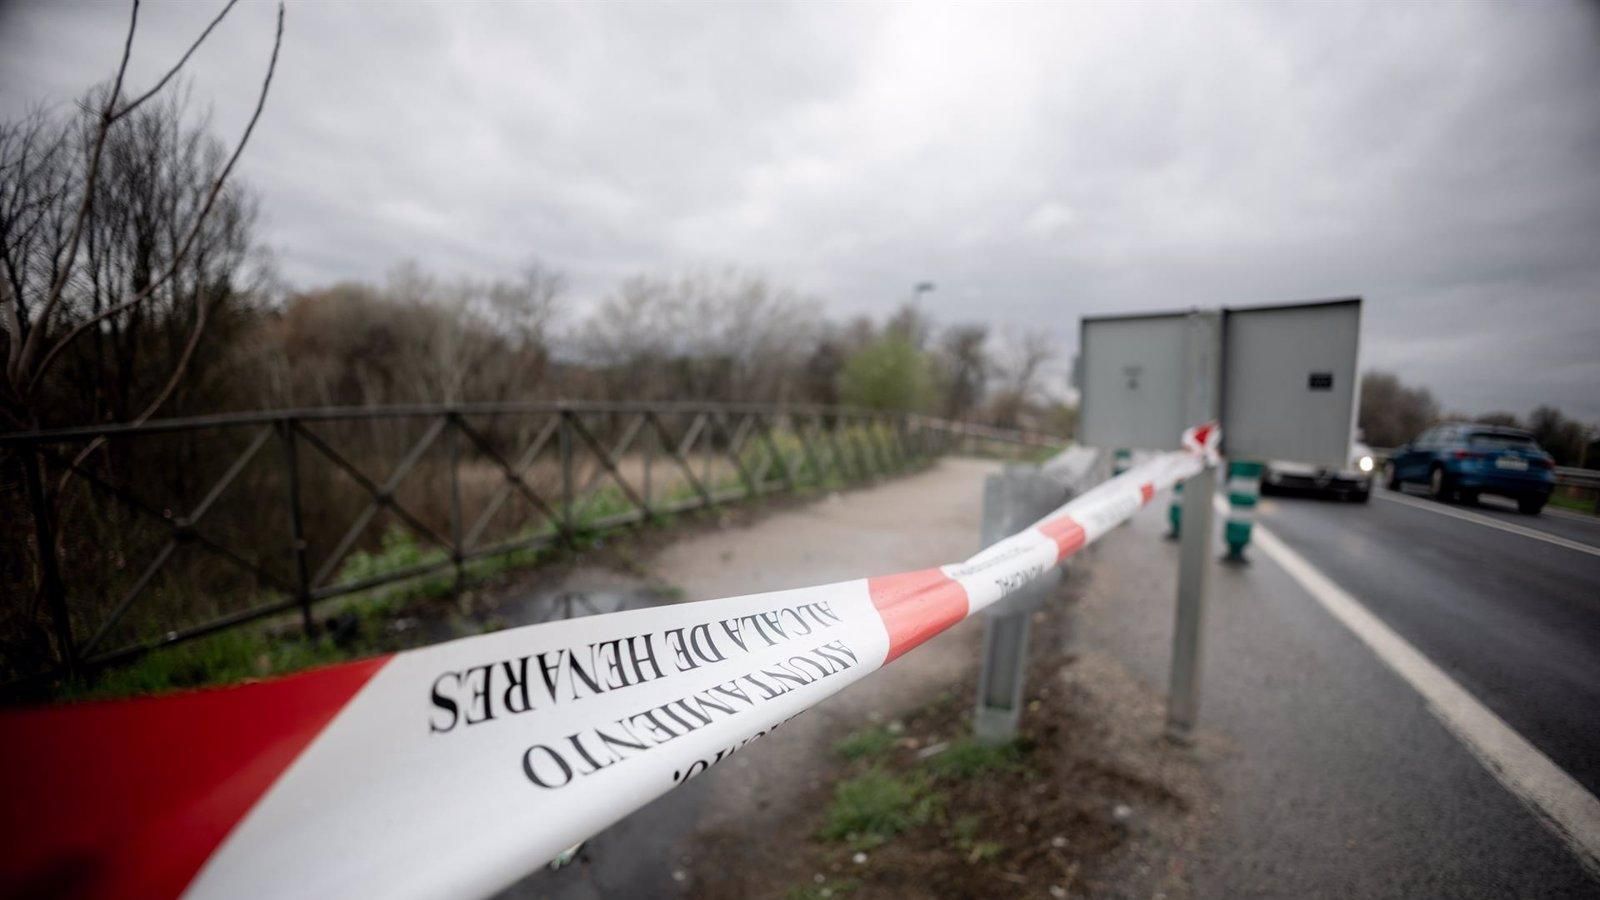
[0,425,1218,900]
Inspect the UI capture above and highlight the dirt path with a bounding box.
[502,458,997,898]
[504,457,1208,899]
[654,458,1002,838]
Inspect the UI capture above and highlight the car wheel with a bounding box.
[1385,462,1400,491]
[1517,496,1546,515]
[1428,465,1451,501]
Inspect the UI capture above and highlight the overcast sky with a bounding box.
[3,0,1597,420]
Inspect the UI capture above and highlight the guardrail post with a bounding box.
[23,443,76,678]
[1166,464,1216,741]
[1223,459,1262,562]
[1167,308,1222,743]
[974,465,1067,744]
[277,418,316,635]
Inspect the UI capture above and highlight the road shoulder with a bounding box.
[1078,496,1597,897]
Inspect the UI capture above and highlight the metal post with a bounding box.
[22,444,76,677]
[1167,465,1215,741]
[1166,310,1222,742]
[278,419,316,635]
[974,465,1067,743]
[1223,459,1262,562]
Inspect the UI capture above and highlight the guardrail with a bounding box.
[1555,465,1600,490]
[1,403,1062,684]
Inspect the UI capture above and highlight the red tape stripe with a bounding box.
[0,655,391,899]
[1035,515,1087,564]
[867,569,970,663]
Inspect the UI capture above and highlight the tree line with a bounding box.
[1358,371,1596,466]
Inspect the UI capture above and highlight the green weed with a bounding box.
[834,726,896,762]
[925,737,1029,780]
[819,769,942,849]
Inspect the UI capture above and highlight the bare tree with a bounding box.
[989,328,1054,428]
[580,268,817,403]
[935,323,988,420]
[0,0,285,431]
[1357,371,1438,447]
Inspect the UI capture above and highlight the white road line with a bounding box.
[1228,496,1600,879]
[1545,505,1600,526]
[1374,490,1600,559]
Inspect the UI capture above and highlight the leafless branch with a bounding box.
[111,0,242,125]
[28,2,285,404]
[7,1,140,382]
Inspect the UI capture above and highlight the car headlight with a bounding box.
[1358,455,1374,473]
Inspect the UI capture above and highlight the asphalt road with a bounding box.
[1080,482,1598,897]
[1256,485,1600,797]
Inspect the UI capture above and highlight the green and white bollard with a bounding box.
[1168,480,1183,538]
[1112,448,1131,477]
[1224,460,1263,561]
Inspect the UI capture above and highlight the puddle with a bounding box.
[503,568,676,627]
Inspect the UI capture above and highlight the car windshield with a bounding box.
[1468,432,1537,451]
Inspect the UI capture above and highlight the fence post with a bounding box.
[23,444,76,678]
[1223,459,1262,562]
[642,413,654,513]
[974,465,1067,744]
[447,411,465,592]
[559,409,574,531]
[277,418,316,635]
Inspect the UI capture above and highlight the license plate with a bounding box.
[1495,457,1528,471]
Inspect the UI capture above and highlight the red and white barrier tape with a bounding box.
[0,424,1218,899]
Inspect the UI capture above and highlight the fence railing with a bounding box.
[1,402,1061,684]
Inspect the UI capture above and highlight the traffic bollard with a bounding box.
[1223,460,1262,561]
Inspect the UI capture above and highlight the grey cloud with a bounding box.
[2,0,1596,419]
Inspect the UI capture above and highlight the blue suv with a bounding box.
[1385,424,1556,514]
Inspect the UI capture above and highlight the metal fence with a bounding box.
[2,402,1060,683]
